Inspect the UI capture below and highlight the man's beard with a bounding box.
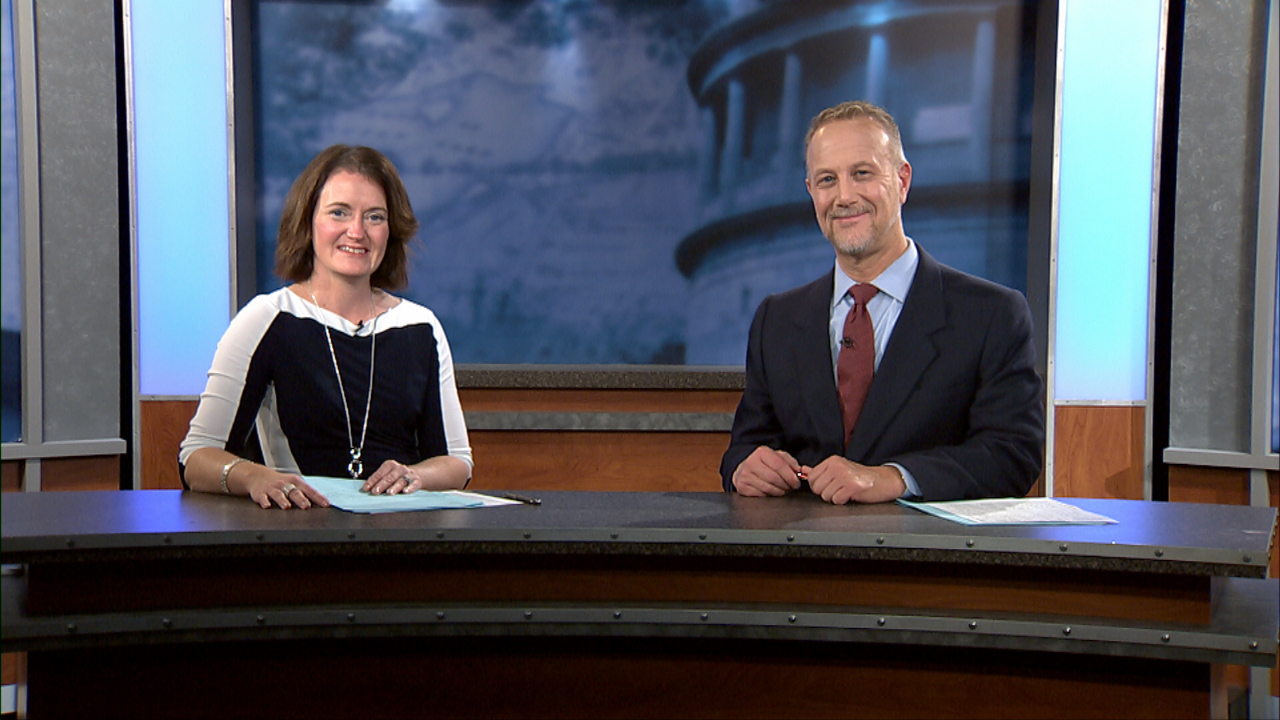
[832,233,875,258]
[829,220,877,258]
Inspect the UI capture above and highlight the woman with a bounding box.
[179,145,472,509]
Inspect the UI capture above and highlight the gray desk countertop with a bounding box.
[2,490,1274,577]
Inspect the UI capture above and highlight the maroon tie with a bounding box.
[838,283,879,444]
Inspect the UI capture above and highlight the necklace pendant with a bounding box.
[348,448,363,479]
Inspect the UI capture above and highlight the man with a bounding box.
[721,100,1044,504]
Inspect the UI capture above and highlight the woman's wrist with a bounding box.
[219,457,251,495]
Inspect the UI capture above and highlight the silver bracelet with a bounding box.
[219,458,250,495]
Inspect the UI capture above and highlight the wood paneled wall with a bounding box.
[134,399,1273,510]
[1052,405,1146,499]
[139,400,198,490]
[138,392,736,493]
[0,456,120,493]
[139,398,1152,497]
[466,431,726,492]
[1167,465,1252,506]
[1,461,19,493]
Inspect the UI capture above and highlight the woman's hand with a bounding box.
[185,448,329,509]
[364,459,420,495]
[244,468,329,510]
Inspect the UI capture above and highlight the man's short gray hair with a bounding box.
[804,100,906,167]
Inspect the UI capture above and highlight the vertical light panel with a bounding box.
[1055,0,1162,401]
[132,0,229,395]
[2,0,23,442]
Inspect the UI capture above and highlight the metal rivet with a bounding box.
[347,531,356,539]
[524,611,533,619]
[700,613,709,621]
[1161,634,1171,643]
[436,531,444,539]
[1059,544,1068,552]
[436,611,445,620]
[256,533,265,541]
[66,539,75,548]
[699,533,707,540]
[523,532,532,539]
[347,613,356,622]
[163,536,172,545]
[966,539,975,548]
[1243,555,1252,563]
[256,615,265,624]
[610,533,619,540]
[66,623,76,633]
[614,611,622,620]
[1154,549,1163,557]
[788,615,797,623]
[163,618,172,628]
[1063,627,1072,636]
[877,617,886,626]
[876,536,885,545]
[969,621,977,630]
[1250,641,1259,650]
[787,535,795,542]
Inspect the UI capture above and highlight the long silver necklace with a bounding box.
[312,287,377,479]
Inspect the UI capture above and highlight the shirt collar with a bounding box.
[830,237,919,311]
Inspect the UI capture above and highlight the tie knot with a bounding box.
[849,283,879,306]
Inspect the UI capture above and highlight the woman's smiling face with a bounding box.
[310,170,390,284]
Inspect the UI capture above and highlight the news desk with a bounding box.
[2,490,1276,719]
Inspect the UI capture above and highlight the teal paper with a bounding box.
[304,476,485,514]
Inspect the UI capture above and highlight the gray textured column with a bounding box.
[34,0,121,443]
[1168,0,1270,453]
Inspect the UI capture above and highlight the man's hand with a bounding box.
[731,447,803,496]
[804,457,905,504]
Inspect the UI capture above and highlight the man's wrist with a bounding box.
[885,462,920,499]
[883,463,907,498]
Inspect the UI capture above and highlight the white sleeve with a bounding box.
[178,296,278,467]
[433,320,473,472]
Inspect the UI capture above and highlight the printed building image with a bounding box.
[677,0,1034,363]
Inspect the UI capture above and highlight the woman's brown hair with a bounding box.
[273,145,420,290]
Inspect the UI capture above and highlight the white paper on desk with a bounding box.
[304,476,493,514]
[897,497,1117,526]
[448,491,524,507]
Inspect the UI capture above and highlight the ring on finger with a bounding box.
[282,483,297,495]
[401,475,413,485]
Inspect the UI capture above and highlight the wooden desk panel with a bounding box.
[25,638,1212,720]
[23,554,1212,626]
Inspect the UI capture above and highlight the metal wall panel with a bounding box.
[34,0,120,442]
[1169,0,1269,452]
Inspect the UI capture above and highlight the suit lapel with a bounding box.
[847,249,947,459]
[791,271,845,446]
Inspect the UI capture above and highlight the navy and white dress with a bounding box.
[179,287,472,484]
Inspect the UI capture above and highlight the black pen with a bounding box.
[499,492,542,506]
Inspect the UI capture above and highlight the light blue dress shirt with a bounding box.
[827,238,922,498]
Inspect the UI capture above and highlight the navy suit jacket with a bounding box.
[720,247,1045,501]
